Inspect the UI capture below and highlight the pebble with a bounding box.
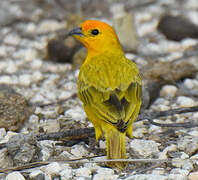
[0,128,6,140]
[31,59,43,69]
[71,144,89,158]
[59,168,73,180]
[37,20,66,33]
[126,174,167,180]
[188,172,198,180]
[76,167,92,178]
[5,172,25,180]
[176,96,196,107]
[184,78,195,89]
[29,170,45,179]
[169,168,189,180]
[42,162,62,176]
[0,148,13,168]
[93,168,118,180]
[159,144,177,159]
[64,107,87,122]
[130,139,160,158]
[178,136,198,155]
[160,85,178,97]
[38,140,54,161]
[19,74,32,86]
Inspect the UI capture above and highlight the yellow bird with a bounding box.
[69,20,142,169]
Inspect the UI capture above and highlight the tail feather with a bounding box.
[104,128,127,169]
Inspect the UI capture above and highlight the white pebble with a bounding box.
[29,170,44,179]
[76,167,91,178]
[32,71,43,81]
[31,59,43,69]
[19,74,32,86]
[184,79,194,89]
[58,91,73,100]
[93,168,118,180]
[37,20,66,33]
[126,174,167,180]
[159,144,177,159]
[43,162,61,176]
[0,128,6,140]
[5,172,25,180]
[64,107,86,122]
[24,48,38,62]
[160,85,178,97]
[60,169,73,179]
[130,139,160,158]
[4,34,21,45]
[177,96,196,107]
[71,145,89,158]
[0,75,12,84]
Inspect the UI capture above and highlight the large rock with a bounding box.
[0,84,34,131]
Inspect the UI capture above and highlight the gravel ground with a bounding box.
[0,0,198,179]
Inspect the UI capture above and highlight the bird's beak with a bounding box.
[68,27,83,36]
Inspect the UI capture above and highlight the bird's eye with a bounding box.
[91,29,99,35]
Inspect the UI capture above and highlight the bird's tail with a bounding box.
[104,127,127,169]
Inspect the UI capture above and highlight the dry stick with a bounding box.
[137,106,198,128]
[0,158,168,173]
[36,106,198,141]
[1,157,198,174]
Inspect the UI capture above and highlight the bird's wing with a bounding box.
[78,59,141,133]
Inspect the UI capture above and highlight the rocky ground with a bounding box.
[0,0,198,179]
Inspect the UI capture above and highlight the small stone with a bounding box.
[176,96,196,107]
[130,139,160,158]
[37,20,66,33]
[125,174,167,180]
[29,170,45,179]
[31,59,43,69]
[0,148,13,168]
[184,79,195,89]
[6,133,37,165]
[159,144,177,159]
[23,48,38,62]
[38,140,54,161]
[0,84,34,131]
[0,128,6,140]
[160,85,178,97]
[189,172,198,180]
[178,136,198,155]
[19,74,32,86]
[60,169,73,180]
[71,144,89,158]
[64,107,86,122]
[93,168,118,180]
[5,172,25,180]
[32,71,44,82]
[111,4,139,52]
[0,76,12,84]
[76,167,91,178]
[42,162,61,177]
[169,168,189,180]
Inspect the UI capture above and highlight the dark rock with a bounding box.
[46,36,82,64]
[0,84,34,131]
[157,15,198,41]
[6,133,38,165]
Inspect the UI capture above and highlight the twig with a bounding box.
[36,106,198,141]
[137,106,198,128]
[1,157,198,174]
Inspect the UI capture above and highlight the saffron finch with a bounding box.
[69,20,142,169]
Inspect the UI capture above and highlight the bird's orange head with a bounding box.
[68,20,123,56]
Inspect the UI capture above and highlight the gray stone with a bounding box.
[5,171,25,180]
[178,136,198,155]
[130,139,160,158]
